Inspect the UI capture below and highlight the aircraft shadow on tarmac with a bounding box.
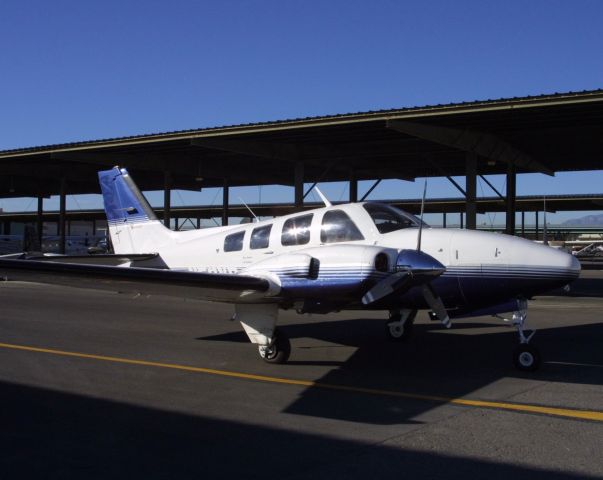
[199,318,603,425]
[0,380,598,480]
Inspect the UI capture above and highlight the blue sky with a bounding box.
[1,0,602,224]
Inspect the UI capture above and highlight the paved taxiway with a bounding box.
[0,274,602,479]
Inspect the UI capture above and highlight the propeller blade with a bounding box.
[422,283,451,328]
[362,271,411,305]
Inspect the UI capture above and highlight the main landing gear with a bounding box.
[235,304,291,364]
[258,329,291,364]
[386,309,417,342]
[499,299,541,372]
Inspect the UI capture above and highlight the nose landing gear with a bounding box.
[513,344,541,372]
[386,309,417,342]
[499,299,541,372]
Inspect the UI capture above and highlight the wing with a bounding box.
[22,253,161,266]
[0,258,272,303]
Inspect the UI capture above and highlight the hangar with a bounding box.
[0,89,602,253]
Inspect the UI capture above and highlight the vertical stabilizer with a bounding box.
[98,167,172,254]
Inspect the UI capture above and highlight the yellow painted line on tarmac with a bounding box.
[1,341,602,423]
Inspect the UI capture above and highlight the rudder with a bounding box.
[98,167,170,254]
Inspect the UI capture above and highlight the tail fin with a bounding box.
[98,167,171,254]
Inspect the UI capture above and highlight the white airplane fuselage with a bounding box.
[111,201,580,315]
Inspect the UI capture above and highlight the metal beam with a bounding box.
[360,179,382,202]
[349,171,358,203]
[446,176,467,197]
[303,160,337,199]
[191,138,337,164]
[521,211,525,237]
[59,177,67,254]
[163,171,171,228]
[479,174,505,201]
[505,163,517,235]
[37,196,43,250]
[294,162,304,208]
[50,152,199,177]
[222,179,229,226]
[387,120,554,176]
[465,152,477,230]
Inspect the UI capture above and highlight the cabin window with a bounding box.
[363,203,424,234]
[250,224,272,249]
[320,210,364,243]
[281,214,313,246]
[224,231,245,252]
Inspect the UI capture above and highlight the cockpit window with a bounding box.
[363,203,425,234]
[321,210,364,243]
[281,214,313,246]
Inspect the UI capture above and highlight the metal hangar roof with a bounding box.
[0,89,602,198]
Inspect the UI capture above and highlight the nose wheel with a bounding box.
[258,329,291,364]
[513,344,541,372]
[499,299,541,372]
[386,309,417,342]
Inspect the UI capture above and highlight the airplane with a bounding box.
[0,167,581,371]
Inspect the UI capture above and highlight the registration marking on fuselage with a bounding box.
[1,341,602,423]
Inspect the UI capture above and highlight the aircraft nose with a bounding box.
[510,237,581,285]
[545,244,581,277]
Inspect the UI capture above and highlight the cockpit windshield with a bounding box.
[363,203,427,234]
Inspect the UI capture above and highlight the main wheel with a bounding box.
[513,344,541,372]
[258,329,291,364]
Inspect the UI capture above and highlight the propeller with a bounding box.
[362,180,451,328]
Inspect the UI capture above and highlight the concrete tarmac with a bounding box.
[0,278,602,479]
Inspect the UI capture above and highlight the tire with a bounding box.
[386,310,416,342]
[513,344,541,372]
[386,319,414,342]
[258,329,291,364]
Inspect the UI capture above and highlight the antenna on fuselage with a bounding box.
[238,197,259,223]
[543,196,549,246]
[416,180,427,251]
[313,186,332,208]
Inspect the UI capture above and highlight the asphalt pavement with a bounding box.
[0,275,602,479]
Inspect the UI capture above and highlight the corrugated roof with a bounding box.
[2,88,603,157]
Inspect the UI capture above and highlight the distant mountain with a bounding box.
[562,213,603,226]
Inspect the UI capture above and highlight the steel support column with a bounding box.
[294,161,304,209]
[37,196,43,250]
[521,211,525,237]
[460,213,464,229]
[222,179,229,226]
[465,153,477,230]
[349,171,358,203]
[443,212,447,228]
[163,171,172,228]
[59,177,67,254]
[505,163,517,235]
[535,211,539,239]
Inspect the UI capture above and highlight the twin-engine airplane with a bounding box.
[0,167,580,371]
